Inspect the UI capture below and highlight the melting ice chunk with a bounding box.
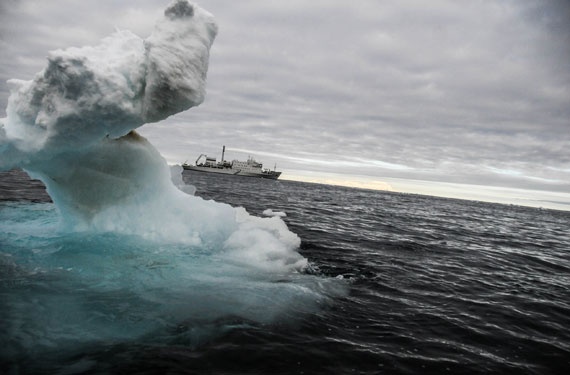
[0,2,348,363]
[0,0,308,275]
[263,208,287,217]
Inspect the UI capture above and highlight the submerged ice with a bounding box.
[0,203,338,360]
[0,0,345,360]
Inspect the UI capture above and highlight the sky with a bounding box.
[1,0,569,210]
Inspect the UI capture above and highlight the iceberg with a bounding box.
[0,0,218,224]
[0,1,346,361]
[0,0,295,252]
[0,0,311,274]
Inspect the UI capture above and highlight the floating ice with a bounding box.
[0,0,346,361]
[170,164,197,195]
[263,208,287,217]
[0,0,308,275]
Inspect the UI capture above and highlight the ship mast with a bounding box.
[221,145,226,162]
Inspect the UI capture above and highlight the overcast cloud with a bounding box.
[1,0,569,207]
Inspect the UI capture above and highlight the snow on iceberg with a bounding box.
[2,1,216,164]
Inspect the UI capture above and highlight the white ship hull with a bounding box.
[182,164,281,179]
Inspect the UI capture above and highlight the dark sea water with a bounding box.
[1,169,570,374]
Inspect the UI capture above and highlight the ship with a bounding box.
[182,146,282,180]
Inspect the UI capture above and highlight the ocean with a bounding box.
[1,169,570,374]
